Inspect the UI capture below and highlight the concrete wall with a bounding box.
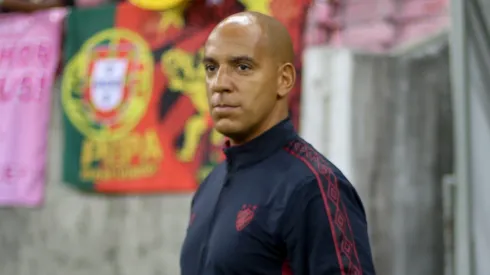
[469,53,490,275]
[0,86,191,275]
[301,32,452,275]
[451,0,490,273]
[468,1,490,271]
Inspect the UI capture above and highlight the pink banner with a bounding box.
[0,9,66,207]
[304,0,448,52]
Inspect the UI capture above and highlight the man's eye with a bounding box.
[237,64,251,71]
[205,64,216,72]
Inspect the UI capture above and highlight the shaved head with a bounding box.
[218,12,294,62]
[203,12,296,145]
[208,11,294,64]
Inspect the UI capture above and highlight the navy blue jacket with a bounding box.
[180,118,376,275]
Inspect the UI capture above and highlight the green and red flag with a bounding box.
[61,0,310,193]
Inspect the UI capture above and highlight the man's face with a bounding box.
[203,19,279,140]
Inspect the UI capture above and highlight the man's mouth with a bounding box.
[213,104,239,113]
[214,105,238,111]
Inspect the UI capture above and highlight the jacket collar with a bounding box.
[223,117,297,170]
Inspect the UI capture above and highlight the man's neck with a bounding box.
[229,112,289,146]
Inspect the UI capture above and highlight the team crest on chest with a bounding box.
[236,204,258,231]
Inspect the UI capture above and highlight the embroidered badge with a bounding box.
[236,204,257,231]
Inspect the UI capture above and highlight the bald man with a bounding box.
[180,12,376,275]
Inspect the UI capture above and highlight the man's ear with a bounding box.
[277,63,296,98]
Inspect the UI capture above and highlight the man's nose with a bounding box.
[210,67,233,93]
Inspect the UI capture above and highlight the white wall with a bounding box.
[469,44,490,275]
[301,48,354,182]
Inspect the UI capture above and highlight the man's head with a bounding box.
[203,11,296,145]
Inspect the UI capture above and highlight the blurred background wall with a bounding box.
[1,0,490,275]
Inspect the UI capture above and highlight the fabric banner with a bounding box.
[61,0,310,193]
[0,9,66,206]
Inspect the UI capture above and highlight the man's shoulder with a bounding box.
[191,162,227,205]
[207,161,227,178]
[280,138,365,216]
[199,161,227,187]
[280,137,351,189]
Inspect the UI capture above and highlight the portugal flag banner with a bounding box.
[61,0,310,193]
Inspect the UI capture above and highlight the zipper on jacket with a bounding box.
[197,160,233,274]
